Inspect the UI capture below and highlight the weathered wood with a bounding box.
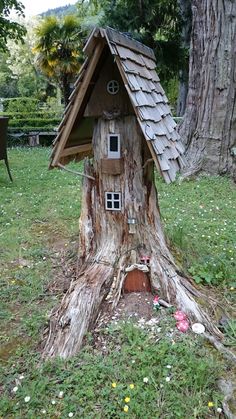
[61,143,92,157]
[179,0,236,179]
[84,54,133,118]
[101,158,123,175]
[124,269,151,293]
[57,163,95,180]
[50,41,104,167]
[44,116,222,359]
[105,27,156,60]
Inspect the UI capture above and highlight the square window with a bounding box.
[105,192,121,211]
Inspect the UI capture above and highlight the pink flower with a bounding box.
[176,320,189,332]
[153,295,159,304]
[174,310,187,321]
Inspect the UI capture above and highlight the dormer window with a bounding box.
[105,192,121,211]
[108,134,120,158]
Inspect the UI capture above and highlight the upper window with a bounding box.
[107,80,119,95]
[108,134,120,158]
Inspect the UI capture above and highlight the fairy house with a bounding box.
[43,28,212,360]
[50,27,184,181]
[49,26,185,296]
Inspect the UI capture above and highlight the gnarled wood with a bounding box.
[179,0,236,179]
[43,116,222,359]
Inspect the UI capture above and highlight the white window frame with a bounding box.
[108,134,121,159]
[105,192,121,211]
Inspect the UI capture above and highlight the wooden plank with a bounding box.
[83,27,100,55]
[101,158,123,175]
[105,27,155,60]
[124,269,151,293]
[50,41,104,167]
[61,143,92,157]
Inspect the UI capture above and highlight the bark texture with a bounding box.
[179,0,236,179]
[177,0,192,116]
[43,116,221,359]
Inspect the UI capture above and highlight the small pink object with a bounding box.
[174,310,187,321]
[153,295,159,304]
[176,320,189,332]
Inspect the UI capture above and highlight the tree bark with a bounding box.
[179,0,236,179]
[43,116,221,359]
[177,0,192,116]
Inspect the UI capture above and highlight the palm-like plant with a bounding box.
[34,15,83,105]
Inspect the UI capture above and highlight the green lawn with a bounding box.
[0,148,235,418]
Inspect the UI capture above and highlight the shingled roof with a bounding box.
[50,27,185,183]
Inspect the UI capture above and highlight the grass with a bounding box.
[0,147,235,418]
[158,176,236,287]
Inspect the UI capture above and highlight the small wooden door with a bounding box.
[124,269,151,293]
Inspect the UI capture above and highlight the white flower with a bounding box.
[19,375,24,380]
[41,409,46,414]
[217,407,222,413]
[51,400,56,405]
[24,396,30,403]
[58,391,64,398]
[166,365,172,369]
[12,386,18,393]
[165,377,171,382]
[143,377,149,383]
[68,413,74,417]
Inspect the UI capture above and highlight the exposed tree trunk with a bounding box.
[60,75,71,106]
[177,0,192,116]
[179,0,236,179]
[43,116,221,359]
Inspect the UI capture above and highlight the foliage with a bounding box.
[0,0,26,51]
[1,97,62,134]
[223,320,236,347]
[33,15,84,105]
[41,4,77,18]
[98,0,185,80]
[0,51,19,97]
[158,175,236,286]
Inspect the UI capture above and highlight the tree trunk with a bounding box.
[43,116,221,359]
[179,0,236,179]
[176,0,192,117]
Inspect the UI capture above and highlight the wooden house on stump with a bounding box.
[45,28,196,359]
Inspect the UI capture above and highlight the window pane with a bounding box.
[114,193,120,200]
[110,136,118,152]
[107,193,112,200]
[107,201,112,209]
[114,201,120,209]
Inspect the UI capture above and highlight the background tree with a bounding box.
[34,15,84,105]
[0,0,26,51]
[6,21,48,99]
[179,0,236,179]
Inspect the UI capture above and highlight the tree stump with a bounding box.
[43,116,221,359]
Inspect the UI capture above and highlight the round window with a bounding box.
[107,80,119,95]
